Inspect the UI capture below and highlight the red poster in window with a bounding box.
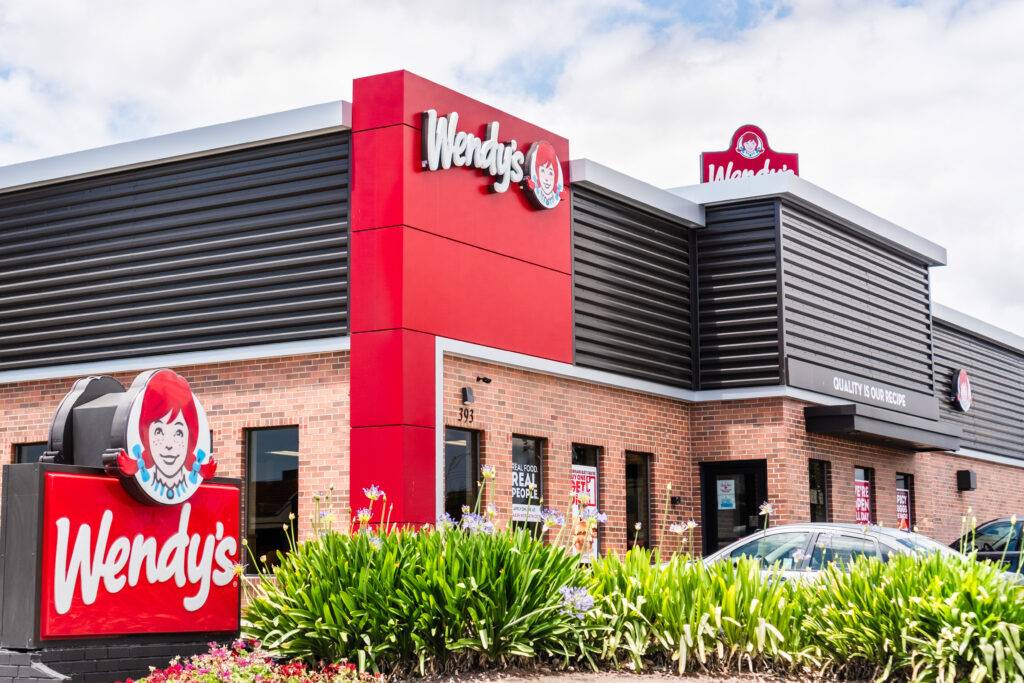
[40,472,240,639]
[854,479,871,524]
[896,488,911,530]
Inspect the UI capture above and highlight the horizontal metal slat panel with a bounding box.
[697,200,781,388]
[781,203,932,395]
[933,321,1024,459]
[0,133,350,368]
[572,188,693,388]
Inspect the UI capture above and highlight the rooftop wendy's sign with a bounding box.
[701,125,799,183]
[0,370,240,647]
[420,109,566,209]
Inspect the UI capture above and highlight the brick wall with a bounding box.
[0,351,350,546]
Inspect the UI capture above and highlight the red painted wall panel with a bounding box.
[350,329,435,429]
[350,425,436,524]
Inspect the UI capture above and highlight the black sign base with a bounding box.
[0,639,210,682]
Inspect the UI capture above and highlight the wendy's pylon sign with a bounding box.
[701,125,799,183]
[0,369,240,646]
[420,109,566,209]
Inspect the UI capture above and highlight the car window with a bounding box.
[959,521,1017,553]
[879,539,904,562]
[729,532,811,570]
[810,534,879,569]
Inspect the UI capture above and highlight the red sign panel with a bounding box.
[896,488,911,530]
[40,472,240,639]
[701,125,799,183]
[854,479,872,524]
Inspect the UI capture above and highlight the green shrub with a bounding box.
[802,551,1024,682]
[243,504,598,675]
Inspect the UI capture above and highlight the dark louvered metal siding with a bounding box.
[0,133,350,370]
[933,320,1024,459]
[572,187,694,388]
[780,203,933,395]
[697,200,781,388]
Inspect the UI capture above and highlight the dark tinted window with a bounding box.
[246,427,299,570]
[625,452,650,549]
[958,520,1019,553]
[809,460,829,522]
[444,428,479,520]
[15,442,47,463]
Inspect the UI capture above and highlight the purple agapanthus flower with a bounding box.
[436,512,456,531]
[559,585,595,620]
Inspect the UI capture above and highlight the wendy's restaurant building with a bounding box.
[2,69,1023,568]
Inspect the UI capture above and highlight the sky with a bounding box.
[1,0,1022,335]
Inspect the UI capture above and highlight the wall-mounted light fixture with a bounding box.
[956,469,977,492]
[461,387,474,404]
[476,376,491,384]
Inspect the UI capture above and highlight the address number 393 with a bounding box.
[458,407,474,423]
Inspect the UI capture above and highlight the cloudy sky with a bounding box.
[1,0,1021,335]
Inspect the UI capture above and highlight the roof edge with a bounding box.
[569,158,705,227]
[669,174,947,267]
[933,302,1024,355]
[0,100,352,194]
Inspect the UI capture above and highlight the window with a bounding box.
[729,531,812,569]
[625,451,650,549]
[808,459,829,522]
[571,444,600,557]
[246,427,299,570]
[444,427,479,520]
[854,466,874,524]
[512,436,543,524]
[895,472,914,530]
[15,442,47,463]
[810,533,879,569]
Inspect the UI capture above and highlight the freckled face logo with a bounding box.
[523,141,567,210]
[736,131,764,159]
[114,369,217,504]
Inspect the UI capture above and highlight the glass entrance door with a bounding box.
[700,460,768,554]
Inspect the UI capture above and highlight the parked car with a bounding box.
[703,522,963,582]
[950,516,1023,571]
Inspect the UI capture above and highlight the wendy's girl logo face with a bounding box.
[113,369,217,505]
[523,141,566,210]
[736,131,764,159]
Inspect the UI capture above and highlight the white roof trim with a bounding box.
[933,302,1024,354]
[0,336,350,385]
[669,174,947,266]
[0,100,352,194]
[569,158,704,227]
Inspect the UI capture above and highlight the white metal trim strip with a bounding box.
[951,447,1024,470]
[0,337,351,384]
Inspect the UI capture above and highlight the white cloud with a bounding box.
[0,0,1022,334]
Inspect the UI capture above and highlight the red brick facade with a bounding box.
[3,349,1021,559]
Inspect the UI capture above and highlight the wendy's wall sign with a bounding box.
[701,124,799,183]
[0,369,240,647]
[420,109,567,209]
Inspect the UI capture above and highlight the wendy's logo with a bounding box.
[108,369,217,505]
[522,141,566,210]
[735,131,764,159]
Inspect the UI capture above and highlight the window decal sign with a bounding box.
[952,368,973,412]
[896,488,911,530]
[420,109,565,209]
[716,479,736,510]
[570,465,598,560]
[701,124,799,183]
[106,369,218,505]
[854,479,872,524]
